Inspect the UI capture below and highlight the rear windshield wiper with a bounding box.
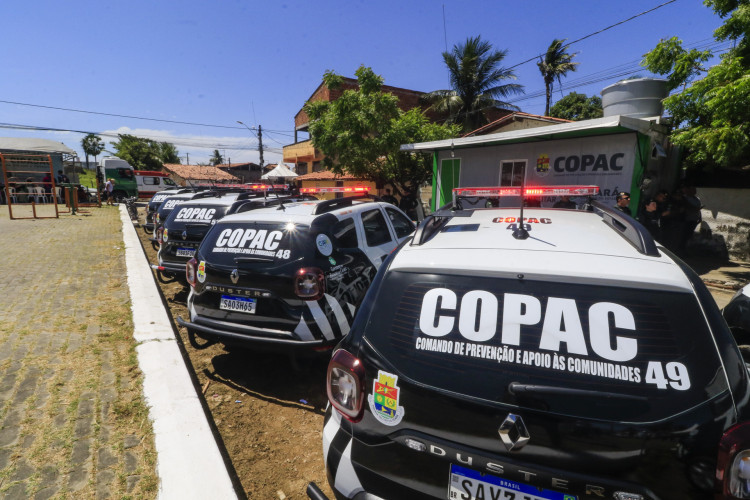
[508,382,647,402]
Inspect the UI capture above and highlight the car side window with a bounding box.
[361,209,393,247]
[385,207,415,239]
[332,218,358,249]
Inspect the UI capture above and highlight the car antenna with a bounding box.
[513,165,530,240]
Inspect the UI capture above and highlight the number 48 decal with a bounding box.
[645,361,691,390]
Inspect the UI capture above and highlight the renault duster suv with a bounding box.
[155,191,312,278]
[319,186,750,500]
[178,194,416,352]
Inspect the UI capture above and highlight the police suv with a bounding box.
[177,187,416,352]
[154,190,314,277]
[319,185,750,500]
[144,188,184,233]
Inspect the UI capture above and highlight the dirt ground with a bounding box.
[134,213,334,500]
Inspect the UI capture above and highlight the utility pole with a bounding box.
[186,152,189,165]
[258,125,264,168]
[237,120,264,168]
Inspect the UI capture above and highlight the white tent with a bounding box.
[261,163,298,180]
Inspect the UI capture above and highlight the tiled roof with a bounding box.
[463,112,571,137]
[163,164,239,181]
[295,170,361,181]
[216,162,258,170]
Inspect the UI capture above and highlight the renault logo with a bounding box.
[230,269,239,284]
[182,230,188,240]
[498,414,530,451]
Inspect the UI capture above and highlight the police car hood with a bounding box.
[396,208,691,292]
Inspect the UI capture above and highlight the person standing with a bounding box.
[614,191,632,216]
[381,188,398,205]
[552,195,576,209]
[105,178,115,205]
[678,185,702,255]
[57,170,70,184]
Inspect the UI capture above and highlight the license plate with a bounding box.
[220,295,256,314]
[176,247,195,257]
[449,465,576,500]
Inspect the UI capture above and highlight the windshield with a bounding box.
[363,271,728,421]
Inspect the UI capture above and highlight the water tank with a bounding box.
[601,78,668,118]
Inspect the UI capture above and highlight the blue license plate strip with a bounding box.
[448,464,576,500]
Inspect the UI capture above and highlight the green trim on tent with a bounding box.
[627,133,651,216]
[431,152,438,211]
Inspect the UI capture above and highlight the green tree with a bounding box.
[641,36,711,91]
[305,66,459,195]
[158,142,181,164]
[81,133,105,171]
[538,39,579,116]
[209,150,224,166]
[421,36,524,133]
[549,92,603,121]
[111,134,179,170]
[641,0,750,170]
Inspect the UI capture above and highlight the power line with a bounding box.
[0,99,294,134]
[506,0,680,71]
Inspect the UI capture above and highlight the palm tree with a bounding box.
[81,133,104,171]
[538,39,579,116]
[422,36,524,133]
[209,149,224,166]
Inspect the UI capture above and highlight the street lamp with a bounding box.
[237,121,264,168]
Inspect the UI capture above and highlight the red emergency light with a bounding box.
[300,186,371,194]
[453,185,600,197]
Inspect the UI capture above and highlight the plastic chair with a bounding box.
[34,186,49,204]
[8,187,17,203]
[55,186,62,204]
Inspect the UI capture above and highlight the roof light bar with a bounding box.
[453,185,600,197]
[194,183,287,190]
[300,186,371,194]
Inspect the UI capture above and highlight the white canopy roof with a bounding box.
[261,163,298,179]
[0,137,76,155]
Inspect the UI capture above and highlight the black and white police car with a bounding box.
[144,188,186,233]
[177,187,416,352]
[154,190,315,277]
[317,185,750,500]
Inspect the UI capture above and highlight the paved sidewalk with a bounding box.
[0,206,157,498]
[0,205,236,499]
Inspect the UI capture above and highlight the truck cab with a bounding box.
[97,157,137,200]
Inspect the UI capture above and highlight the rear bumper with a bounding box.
[177,315,336,350]
[151,262,186,274]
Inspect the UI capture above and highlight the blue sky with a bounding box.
[0,0,726,166]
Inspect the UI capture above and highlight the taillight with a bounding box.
[186,258,197,287]
[294,267,325,301]
[156,227,164,244]
[717,422,750,498]
[327,349,365,422]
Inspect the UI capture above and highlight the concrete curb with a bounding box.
[119,206,238,499]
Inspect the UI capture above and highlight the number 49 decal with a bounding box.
[645,361,691,390]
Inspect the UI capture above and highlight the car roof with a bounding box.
[391,207,693,292]
[218,198,388,225]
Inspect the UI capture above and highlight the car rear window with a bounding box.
[166,203,228,228]
[363,271,728,421]
[199,221,311,266]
